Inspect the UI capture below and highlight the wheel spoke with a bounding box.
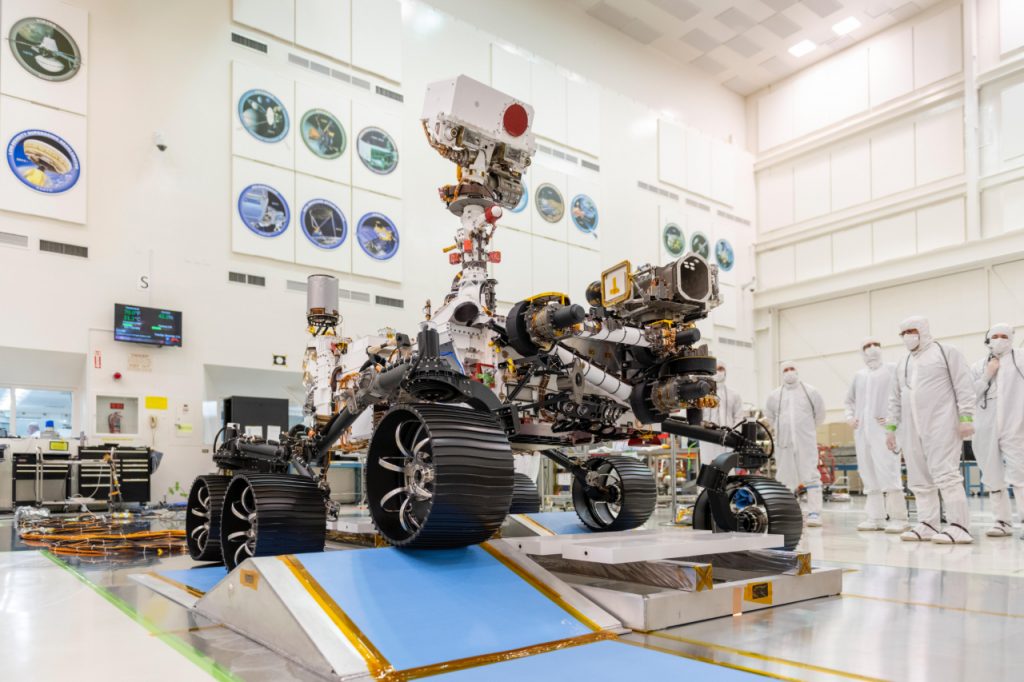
[194,528,208,548]
[241,486,255,514]
[230,502,249,521]
[190,524,208,538]
[198,488,210,509]
[398,496,411,533]
[234,541,251,567]
[189,507,208,518]
[377,457,404,473]
[395,422,413,458]
[227,530,250,541]
[380,486,407,511]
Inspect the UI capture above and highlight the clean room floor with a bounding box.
[1,498,1021,681]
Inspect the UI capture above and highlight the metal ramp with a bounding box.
[134,540,771,680]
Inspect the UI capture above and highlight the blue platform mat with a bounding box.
[521,511,591,535]
[293,545,593,671]
[435,640,761,680]
[157,565,227,594]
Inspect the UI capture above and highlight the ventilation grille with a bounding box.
[686,198,711,212]
[339,288,371,302]
[637,181,679,201]
[228,271,265,286]
[0,231,28,247]
[231,32,268,53]
[288,54,310,68]
[580,159,600,172]
[39,239,87,258]
[376,85,404,103]
[718,336,753,348]
[331,69,351,83]
[285,52,373,91]
[716,209,751,226]
[375,295,404,308]
[286,279,308,292]
[351,76,371,90]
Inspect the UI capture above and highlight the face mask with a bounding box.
[990,338,1011,356]
[714,371,725,383]
[902,334,920,351]
[864,346,882,363]
[782,371,798,385]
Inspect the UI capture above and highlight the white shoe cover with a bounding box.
[884,520,911,534]
[932,524,973,544]
[857,519,885,531]
[900,522,938,542]
[985,521,1013,537]
[806,513,822,527]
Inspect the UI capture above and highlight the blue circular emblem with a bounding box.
[356,212,399,261]
[715,239,735,272]
[7,129,80,193]
[301,198,347,250]
[238,183,290,237]
[238,89,289,143]
[570,194,598,234]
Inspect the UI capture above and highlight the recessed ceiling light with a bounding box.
[832,17,862,36]
[788,39,816,57]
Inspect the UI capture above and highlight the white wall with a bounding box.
[750,0,1024,419]
[0,0,754,500]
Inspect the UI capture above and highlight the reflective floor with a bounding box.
[0,497,1021,681]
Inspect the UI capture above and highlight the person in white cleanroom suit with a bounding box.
[886,315,976,544]
[845,337,909,533]
[970,323,1024,538]
[700,362,744,466]
[765,361,826,527]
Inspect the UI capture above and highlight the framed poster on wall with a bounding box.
[294,172,352,272]
[294,80,351,184]
[231,156,295,262]
[232,60,296,170]
[351,189,402,281]
[0,94,86,223]
[0,0,89,114]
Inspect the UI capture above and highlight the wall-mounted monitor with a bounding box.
[114,304,182,347]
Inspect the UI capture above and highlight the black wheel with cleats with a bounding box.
[572,455,656,531]
[692,475,802,550]
[186,475,230,562]
[509,472,541,514]
[366,403,514,548]
[219,473,326,570]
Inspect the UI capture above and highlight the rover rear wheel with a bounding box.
[219,473,326,570]
[571,455,656,531]
[692,475,802,550]
[185,475,230,562]
[366,403,514,548]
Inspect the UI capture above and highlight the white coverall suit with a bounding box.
[845,346,908,532]
[766,369,826,518]
[887,316,976,543]
[700,383,744,466]
[970,323,1024,536]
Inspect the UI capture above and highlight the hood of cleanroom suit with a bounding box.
[897,315,933,354]
[862,336,883,369]
[972,323,1024,491]
[986,323,1014,357]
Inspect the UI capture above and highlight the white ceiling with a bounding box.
[572,0,944,95]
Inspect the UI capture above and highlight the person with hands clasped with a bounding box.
[886,316,977,544]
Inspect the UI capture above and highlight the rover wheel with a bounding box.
[219,473,326,570]
[366,403,514,548]
[509,473,541,514]
[571,455,656,531]
[692,475,802,550]
[185,475,230,562]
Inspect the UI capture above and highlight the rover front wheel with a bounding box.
[366,403,514,548]
[509,472,541,514]
[185,475,230,562]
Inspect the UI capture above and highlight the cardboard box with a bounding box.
[816,422,854,447]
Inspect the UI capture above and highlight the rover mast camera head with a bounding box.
[421,75,537,212]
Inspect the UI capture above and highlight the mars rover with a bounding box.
[186,76,801,569]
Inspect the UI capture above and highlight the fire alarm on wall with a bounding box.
[113,371,122,380]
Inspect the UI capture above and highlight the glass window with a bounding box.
[0,388,10,437]
[15,388,73,438]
